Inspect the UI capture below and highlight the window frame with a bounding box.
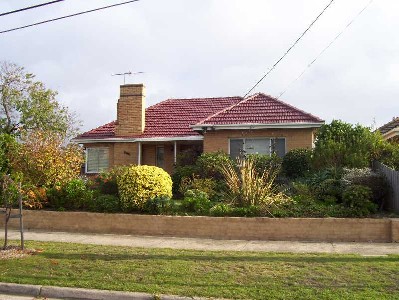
[85,147,110,174]
[228,137,286,158]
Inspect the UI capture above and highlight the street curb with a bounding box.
[0,282,206,299]
[0,283,40,297]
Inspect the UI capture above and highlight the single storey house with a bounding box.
[74,84,324,174]
[378,117,399,142]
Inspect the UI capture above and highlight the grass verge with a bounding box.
[0,240,399,299]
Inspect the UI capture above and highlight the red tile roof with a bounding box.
[77,96,242,139]
[197,93,323,125]
[76,93,323,140]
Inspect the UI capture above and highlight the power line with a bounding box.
[277,0,374,99]
[0,0,139,35]
[243,0,335,98]
[0,0,65,17]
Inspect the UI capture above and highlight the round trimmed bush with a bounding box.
[117,165,172,211]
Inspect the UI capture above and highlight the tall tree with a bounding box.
[0,61,80,138]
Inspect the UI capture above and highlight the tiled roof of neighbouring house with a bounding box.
[378,117,399,134]
[76,93,324,139]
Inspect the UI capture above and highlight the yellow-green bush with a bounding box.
[117,165,172,211]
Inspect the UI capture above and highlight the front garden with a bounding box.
[1,120,399,218]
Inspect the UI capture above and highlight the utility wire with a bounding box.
[243,0,335,98]
[0,0,65,17]
[0,0,139,34]
[277,0,374,99]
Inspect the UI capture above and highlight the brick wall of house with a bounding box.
[115,84,146,136]
[142,144,156,166]
[203,128,315,153]
[113,142,138,167]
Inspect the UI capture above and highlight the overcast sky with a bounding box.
[0,0,397,133]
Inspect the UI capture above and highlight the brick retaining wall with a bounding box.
[2,210,398,242]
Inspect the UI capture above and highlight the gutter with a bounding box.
[72,136,203,144]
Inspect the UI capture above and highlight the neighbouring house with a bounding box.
[378,117,399,142]
[73,84,324,174]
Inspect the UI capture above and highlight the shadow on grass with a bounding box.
[37,251,399,264]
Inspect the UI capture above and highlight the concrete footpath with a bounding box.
[1,229,399,299]
[5,229,399,255]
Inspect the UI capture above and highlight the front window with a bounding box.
[86,147,109,173]
[229,138,285,159]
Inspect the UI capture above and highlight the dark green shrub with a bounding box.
[314,178,343,202]
[179,176,217,200]
[209,203,261,217]
[47,178,93,210]
[342,185,377,216]
[91,194,120,213]
[143,196,176,215]
[171,165,199,198]
[342,168,388,208]
[196,151,232,179]
[209,203,232,217]
[282,148,312,178]
[181,189,211,214]
[312,120,386,169]
[93,166,129,196]
[248,153,282,176]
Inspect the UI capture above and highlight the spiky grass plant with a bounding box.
[220,156,286,208]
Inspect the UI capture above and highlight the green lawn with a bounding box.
[1,241,399,299]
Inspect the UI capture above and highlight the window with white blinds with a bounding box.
[229,138,286,159]
[86,148,109,173]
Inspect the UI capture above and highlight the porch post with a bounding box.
[138,142,142,165]
[173,141,177,164]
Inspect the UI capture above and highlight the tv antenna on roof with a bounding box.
[112,71,144,84]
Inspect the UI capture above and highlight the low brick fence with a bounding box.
[2,210,399,243]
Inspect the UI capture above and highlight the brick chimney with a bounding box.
[115,84,146,136]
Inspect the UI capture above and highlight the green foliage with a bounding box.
[209,203,232,216]
[195,151,232,179]
[342,168,388,207]
[117,165,172,211]
[91,194,121,213]
[221,156,286,207]
[313,179,343,203]
[143,196,176,215]
[181,189,211,214]
[313,120,384,169]
[94,166,129,196]
[0,61,80,138]
[282,148,312,178]
[171,165,199,198]
[342,185,377,216]
[378,141,399,171]
[269,195,356,218]
[247,153,282,176]
[179,176,217,200]
[47,178,93,210]
[0,133,17,175]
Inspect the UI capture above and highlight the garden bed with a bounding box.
[2,210,399,243]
